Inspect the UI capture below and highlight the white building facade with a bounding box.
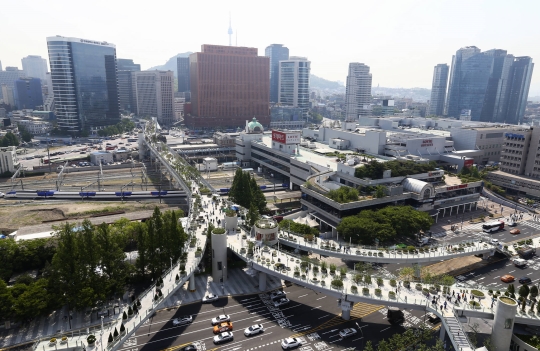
[21,55,48,81]
[345,63,372,120]
[132,71,175,126]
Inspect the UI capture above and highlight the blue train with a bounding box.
[5,190,187,200]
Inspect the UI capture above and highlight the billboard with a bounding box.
[464,159,474,168]
[272,130,300,144]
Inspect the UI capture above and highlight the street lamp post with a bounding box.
[221,266,226,292]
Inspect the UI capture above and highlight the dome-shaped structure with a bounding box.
[402,178,435,199]
[247,117,264,133]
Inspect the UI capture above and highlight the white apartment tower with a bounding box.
[132,71,175,125]
[278,56,311,119]
[345,63,372,120]
[21,55,48,80]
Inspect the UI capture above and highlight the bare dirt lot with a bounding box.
[0,202,173,233]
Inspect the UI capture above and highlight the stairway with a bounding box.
[445,316,473,351]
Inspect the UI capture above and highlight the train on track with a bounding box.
[5,190,187,200]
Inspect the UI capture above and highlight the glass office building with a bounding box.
[14,77,43,110]
[47,36,120,132]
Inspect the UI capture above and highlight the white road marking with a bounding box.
[298,294,308,298]
[316,296,327,300]
[311,306,322,310]
[318,315,330,319]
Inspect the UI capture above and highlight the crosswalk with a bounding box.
[289,302,383,338]
[522,221,540,231]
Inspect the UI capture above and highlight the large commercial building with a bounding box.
[0,67,26,102]
[1,84,15,107]
[345,63,372,120]
[46,36,120,132]
[265,44,289,103]
[21,55,48,80]
[278,57,310,119]
[14,77,43,110]
[132,70,175,125]
[270,106,304,130]
[428,64,449,116]
[445,46,534,124]
[176,57,190,94]
[186,45,270,128]
[117,59,140,113]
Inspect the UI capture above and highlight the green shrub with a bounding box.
[331,279,344,289]
[375,288,382,295]
[390,279,397,287]
[471,290,485,298]
[213,227,226,234]
[351,286,358,293]
[363,287,369,294]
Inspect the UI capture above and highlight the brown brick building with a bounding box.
[185,45,270,129]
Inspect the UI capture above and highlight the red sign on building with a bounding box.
[464,159,474,168]
[271,130,300,144]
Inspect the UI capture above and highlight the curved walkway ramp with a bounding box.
[228,233,540,351]
[278,235,494,263]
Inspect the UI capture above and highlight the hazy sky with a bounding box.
[2,0,539,96]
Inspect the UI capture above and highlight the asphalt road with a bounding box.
[118,285,442,351]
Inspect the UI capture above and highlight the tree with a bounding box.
[247,203,260,227]
[326,187,359,203]
[399,267,415,281]
[17,124,33,143]
[51,223,82,308]
[0,279,14,320]
[518,284,530,310]
[530,285,538,300]
[12,279,50,321]
[1,132,19,147]
[375,185,385,198]
[508,283,516,297]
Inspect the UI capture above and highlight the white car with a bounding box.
[274,298,290,307]
[339,328,357,339]
[270,291,286,300]
[213,331,234,344]
[202,293,219,303]
[281,337,302,349]
[491,238,499,245]
[211,314,230,325]
[244,324,264,336]
[172,315,193,326]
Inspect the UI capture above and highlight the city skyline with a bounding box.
[1,0,539,96]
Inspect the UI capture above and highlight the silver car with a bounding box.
[213,331,233,344]
[244,324,264,336]
[211,314,230,325]
[339,328,357,339]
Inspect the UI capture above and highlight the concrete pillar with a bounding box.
[439,324,446,341]
[189,274,195,292]
[211,231,228,283]
[491,297,518,351]
[259,271,267,291]
[341,307,351,320]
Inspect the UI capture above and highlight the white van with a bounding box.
[514,258,527,267]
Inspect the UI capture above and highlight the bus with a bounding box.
[43,157,61,164]
[482,220,505,233]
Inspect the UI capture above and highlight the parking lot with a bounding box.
[118,284,442,351]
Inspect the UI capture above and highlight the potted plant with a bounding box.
[87,335,96,345]
[321,261,328,274]
[404,280,410,288]
[123,311,128,320]
[108,333,113,344]
[390,279,397,287]
[175,274,180,282]
[416,283,423,291]
[294,266,300,277]
[113,327,119,340]
[49,338,57,346]
[388,291,396,299]
[133,304,138,315]
[363,287,370,295]
[331,279,344,290]
[137,299,141,308]
[351,286,358,294]
[120,323,126,335]
[340,267,347,278]
[128,306,133,316]
[329,263,337,275]
[376,277,384,287]
[375,288,382,296]
[61,336,68,344]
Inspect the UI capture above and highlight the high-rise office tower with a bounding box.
[345,63,372,120]
[46,36,120,132]
[0,67,26,102]
[1,85,15,107]
[117,59,140,113]
[428,64,449,116]
[21,55,48,80]
[479,49,515,123]
[132,71,175,125]
[446,46,534,124]
[177,57,190,94]
[278,56,310,119]
[505,56,534,125]
[187,44,270,128]
[265,44,289,103]
[14,77,43,110]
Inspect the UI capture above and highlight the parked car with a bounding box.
[172,315,193,326]
[213,331,233,344]
[519,277,532,284]
[339,328,358,339]
[211,315,230,325]
[270,290,286,301]
[244,324,264,336]
[501,275,515,283]
[179,345,197,351]
[202,293,219,303]
[213,322,233,334]
[274,298,290,308]
[281,337,302,349]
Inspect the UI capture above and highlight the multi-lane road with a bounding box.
[118,285,441,351]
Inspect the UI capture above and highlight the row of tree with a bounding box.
[97,119,136,137]
[278,219,318,235]
[0,207,186,321]
[337,205,433,244]
[354,160,437,179]
[1,132,19,147]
